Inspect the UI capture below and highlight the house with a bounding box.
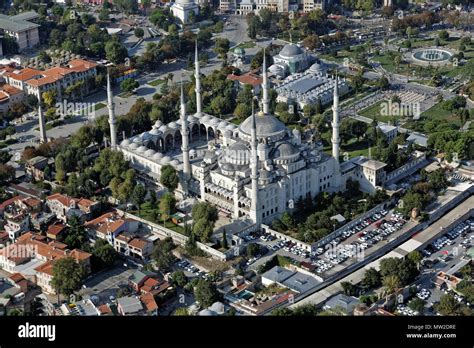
[3,59,98,100]
[114,234,153,261]
[0,83,24,117]
[323,293,360,315]
[46,223,67,240]
[377,124,398,143]
[0,232,91,294]
[0,11,40,51]
[0,195,41,241]
[227,71,262,94]
[128,269,170,296]
[117,296,144,316]
[85,210,139,245]
[25,156,49,181]
[46,193,99,223]
[140,293,158,316]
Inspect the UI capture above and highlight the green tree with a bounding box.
[361,267,381,289]
[64,215,87,249]
[134,27,144,38]
[382,275,401,295]
[160,164,179,191]
[408,297,425,313]
[131,184,146,212]
[92,239,118,269]
[105,40,128,64]
[435,294,458,315]
[246,243,260,258]
[221,228,228,249]
[159,192,176,224]
[152,237,176,270]
[171,270,187,287]
[194,279,218,308]
[51,257,87,297]
[120,78,139,93]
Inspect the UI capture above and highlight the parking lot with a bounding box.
[311,209,409,276]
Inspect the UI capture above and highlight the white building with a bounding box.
[302,0,325,12]
[270,43,311,77]
[0,11,40,52]
[171,0,199,24]
[377,124,398,143]
[275,62,350,111]
[111,43,386,228]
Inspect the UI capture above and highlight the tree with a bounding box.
[341,281,357,296]
[159,192,176,224]
[160,164,179,191]
[435,294,458,315]
[171,270,187,287]
[408,297,425,313]
[120,78,139,93]
[131,184,146,211]
[92,239,118,269]
[407,251,423,269]
[152,237,176,270]
[438,30,449,41]
[191,202,218,242]
[361,267,381,289]
[246,243,259,258]
[105,40,128,64]
[64,215,87,249]
[51,257,87,297]
[194,279,218,308]
[173,307,189,316]
[234,103,251,120]
[221,228,228,249]
[134,27,144,39]
[382,275,401,295]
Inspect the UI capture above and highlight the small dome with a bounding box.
[221,163,235,172]
[218,121,228,129]
[145,149,156,156]
[120,139,131,146]
[224,130,232,137]
[161,156,171,164]
[133,137,143,144]
[129,143,138,150]
[137,145,147,153]
[188,115,197,123]
[226,142,250,164]
[201,115,211,122]
[153,152,163,160]
[226,124,236,131]
[210,118,219,126]
[140,131,151,139]
[170,159,180,167]
[159,125,169,132]
[309,62,324,73]
[150,128,161,136]
[168,122,178,129]
[154,120,163,128]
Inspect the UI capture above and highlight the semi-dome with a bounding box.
[272,142,299,160]
[280,44,303,58]
[239,113,287,139]
[226,142,250,165]
[221,163,235,172]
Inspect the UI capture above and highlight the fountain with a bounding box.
[412,48,453,64]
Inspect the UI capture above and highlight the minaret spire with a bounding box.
[194,40,202,116]
[331,73,340,163]
[262,48,269,115]
[37,98,47,143]
[250,100,260,226]
[107,70,117,148]
[180,81,191,183]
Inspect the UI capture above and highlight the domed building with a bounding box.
[171,0,199,24]
[272,43,310,76]
[114,43,383,228]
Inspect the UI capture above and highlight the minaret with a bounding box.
[194,40,202,117]
[107,71,117,149]
[180,83,191,182]
[37,100,47,143]
[250,103,260,226]
[332,75,340,163]
[262,48,269,115]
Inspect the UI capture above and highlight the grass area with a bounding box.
[148,79,166,87]
[35,120,64,131]
[235,41,256,49]
[118,91,133,98]
[230,117,243,125]
[341,138,371,158]
[420,102,460,126]
[130,202,186,234]
[359,100,403,123]
[95,102,106,111]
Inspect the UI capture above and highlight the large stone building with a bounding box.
[0,11,40,52]
[270,43,311,77]
[171,0,199,24]
[109,43,388,228]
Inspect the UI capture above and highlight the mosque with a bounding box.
[106,43,387,227]
[171,0,199,24]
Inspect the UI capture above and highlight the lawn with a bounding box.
[148,79,166,87]
[95,102,106,111]
[130,202,186,234]
[359,100,403,123]
[420,102,460,125]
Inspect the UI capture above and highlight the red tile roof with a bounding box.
[227,72,263,86]
[140,293,158,312]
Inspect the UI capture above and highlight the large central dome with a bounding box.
[279,44,303,58]
[239,113,287,140]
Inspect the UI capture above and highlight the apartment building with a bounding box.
[46,193,99,223]
[0,11,40,52]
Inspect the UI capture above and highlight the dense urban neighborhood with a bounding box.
[0,0,472,323]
